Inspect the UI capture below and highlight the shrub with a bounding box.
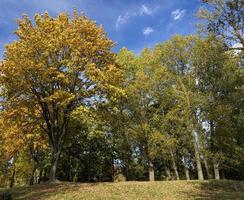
[114,173,126,182]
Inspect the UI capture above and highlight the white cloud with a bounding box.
[116,13,130,28]
[140,5,153,15]
[171,9,186,21]
[143,27,154,35]
[115,4,158,29]
[140,4,158,16]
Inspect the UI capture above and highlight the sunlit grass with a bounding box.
[1,180,244,200]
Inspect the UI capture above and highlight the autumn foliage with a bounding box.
[0,1,243,188]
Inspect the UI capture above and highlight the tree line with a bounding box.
[0,0,243,187]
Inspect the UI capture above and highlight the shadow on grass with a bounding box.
[180,180,244,200]
[11,182,100,200]
[3,180,244,200]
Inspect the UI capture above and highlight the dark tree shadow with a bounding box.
[179,180,244,200]
[11,182,101,200]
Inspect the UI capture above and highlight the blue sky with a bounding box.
[0,0,202,58]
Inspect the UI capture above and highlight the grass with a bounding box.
[1,180,244,200]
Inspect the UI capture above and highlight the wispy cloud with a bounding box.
[140,5,157,16]
[171,9,186,21]
[143,27,154,35]
[116,13,130,28]
[115,4,158,28]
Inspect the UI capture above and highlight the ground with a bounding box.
[1,180,244,200]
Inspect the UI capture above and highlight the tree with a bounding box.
[156,35,205,180]
[118,48,173,181]
[198,0,244,50]
[191,35,242,179]
[0,11,123,182]
[57,108,115,182]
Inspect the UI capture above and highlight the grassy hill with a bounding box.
[1,180,244,200]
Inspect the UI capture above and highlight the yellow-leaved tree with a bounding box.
[0,11,123,182]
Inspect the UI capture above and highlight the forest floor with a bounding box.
[1,180,244,200]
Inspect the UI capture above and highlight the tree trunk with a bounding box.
[194,143,204,180]
[209,120,220,180]
[9,167,16,188]
[149,160,155,181]
[38,169,43,184]
[213,161,220,180]
[165,168,172,181]
[68,156,72,182]
[170,151,180,180]
[43,169,47,182]
[49,145,61,182]
[183,156,190,180]
[178,77,203,180]
[193,131,204,180]
[203,158,211,179]
[29,167,36,185]
[184,165,190,180]
[44,108,69,182]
